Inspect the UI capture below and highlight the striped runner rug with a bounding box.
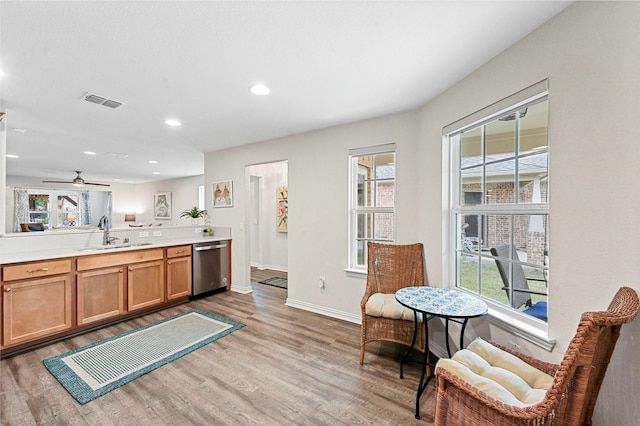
[44,309,244,404]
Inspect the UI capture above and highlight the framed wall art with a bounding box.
[154,192,172,219]
[277,185,288,232]
[212,180,233,207]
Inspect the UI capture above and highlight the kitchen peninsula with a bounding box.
[0,225,231,357]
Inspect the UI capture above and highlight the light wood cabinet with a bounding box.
[0,241,219,355]
[166,245,192,300]
[76,249,164,271]
[77,248,165,315]
[2,260,73,347]
[127,260,165,311]
[77,266,125,325]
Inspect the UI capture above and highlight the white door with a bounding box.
[249,175,262,268]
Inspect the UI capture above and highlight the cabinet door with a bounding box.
[167,256,192,300]
[127,260,165,311]
[77,266,125,325]
[2,275,73,347]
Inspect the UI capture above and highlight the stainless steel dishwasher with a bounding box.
[192,241,230,296]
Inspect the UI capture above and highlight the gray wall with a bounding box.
[204,110,420,305]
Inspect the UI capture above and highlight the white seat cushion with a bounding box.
[435,337,553,407]
[365,293,422,322]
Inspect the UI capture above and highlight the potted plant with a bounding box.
[180,206,207,225]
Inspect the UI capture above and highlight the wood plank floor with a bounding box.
[250,267,287,283]
[0,282,436,425]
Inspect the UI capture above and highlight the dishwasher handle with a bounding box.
[195,244,228,251]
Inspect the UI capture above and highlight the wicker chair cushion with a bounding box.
[365,293,422,322]
[436,338,553,408]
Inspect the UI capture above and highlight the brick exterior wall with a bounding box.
[462,179,548,264]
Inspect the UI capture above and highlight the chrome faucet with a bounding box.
[98,215,119,245]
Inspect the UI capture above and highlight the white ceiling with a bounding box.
[1,1,572,185]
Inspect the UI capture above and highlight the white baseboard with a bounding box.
[230,282,253,294]
[251,263,288,273]
[285,298,360,324]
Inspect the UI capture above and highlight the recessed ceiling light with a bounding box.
[165,119,181,127]
[84,151,97,155]
[250,84,270,96]
[149,160,158,164]
[153,172,160,175]
[6,154,19,158]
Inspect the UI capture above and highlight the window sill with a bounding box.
[486,306,556,352]
[344,268,367,278]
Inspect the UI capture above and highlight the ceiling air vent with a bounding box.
[102,99,123,108]
[80,92,126,109]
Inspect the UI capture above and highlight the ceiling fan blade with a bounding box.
[83,182,111,187]
[41,179,111,187]
[42,171,111,186]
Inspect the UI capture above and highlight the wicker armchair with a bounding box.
[434,286,639,425]
[360,242,426,365]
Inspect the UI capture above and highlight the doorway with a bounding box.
[246,161,289,284]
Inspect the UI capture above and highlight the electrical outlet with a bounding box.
[139,231,149,238]
[152,230,162,237]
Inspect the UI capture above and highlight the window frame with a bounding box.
[444,82,554,349]
[348,144,396,272]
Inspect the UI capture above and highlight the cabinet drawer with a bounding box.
[77,248,164,271]
[167,245,191,258]
[3,259,72,281]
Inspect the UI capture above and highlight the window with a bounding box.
[56,193,79,227]
[198,185,205,211]
[446,82,549,328]
[28,192,51,228]
[349,144,396,270]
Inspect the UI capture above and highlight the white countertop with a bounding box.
[1,235,230,265]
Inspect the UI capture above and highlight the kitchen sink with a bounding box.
[77,242,154,252]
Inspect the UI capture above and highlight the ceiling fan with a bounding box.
[42,171,111,187]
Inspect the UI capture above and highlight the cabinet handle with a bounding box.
[176,250,185,254]
[129,267,133,271]
[4,288,11,292]
[26,267,49,273]
[167,261,172,265]
[119,269,123,273]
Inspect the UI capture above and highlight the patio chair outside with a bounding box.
[490,244,548,321]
